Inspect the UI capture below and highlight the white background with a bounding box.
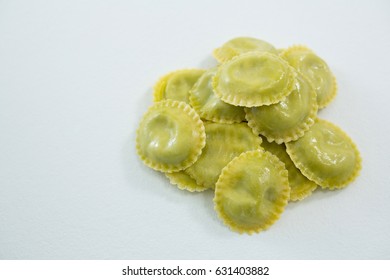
[1,260,390,280]
[0,0,389,259]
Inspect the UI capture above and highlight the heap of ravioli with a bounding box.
[136,37,362,234]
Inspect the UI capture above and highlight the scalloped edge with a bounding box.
[318,74,338,109]
[165,171,208,192]
[153,72,175,102]
[260,139,317,201]
[189,69,246,124]
[190,93,245,124]
[212,37,277,63]
[289,180,317,201]
[284,158,317,201]
[280,45,337,109]
[136,100,206,173]
[212,52,297,107]
[285,119,362,190]
[214,149,290,234]
[279,45,313,58]
[244,73,318,144]
[212,47,237,63]
[185,122,262,189]
[152,69,206,103]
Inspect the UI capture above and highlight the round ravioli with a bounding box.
[185,122,261,189]
[136,100,206,172]
[245,72,318,143]
[165,171,208,192]
[189,68,246,123]
[261,139,317,201]
[280,46,337,108]
[286,119,362,189]
[214,150,290,234]
[213,37,277,62]
[153,69,205,104]
[213,52,296,107]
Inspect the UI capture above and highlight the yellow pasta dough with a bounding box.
[213,52,296,107]
[245,72,318,143]
[153,69,205,104]
[214,150,290,234]
[136,100,206,172]
[286,119,361,189]
[280,46,337,108]
[185,122,261,189]
[189,68,246,123]
[165,171,208,192]
[261,139,317,201]
[213,37,277,62]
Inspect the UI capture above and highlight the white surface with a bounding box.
[0,0,389,260]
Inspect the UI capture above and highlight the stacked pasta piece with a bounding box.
[136,37,361,234]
